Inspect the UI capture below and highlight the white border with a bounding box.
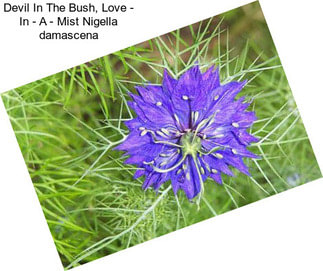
[1,0,322,270]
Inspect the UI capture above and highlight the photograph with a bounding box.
[1,1,321,269]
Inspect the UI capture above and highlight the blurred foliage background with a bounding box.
[1,1,321,269]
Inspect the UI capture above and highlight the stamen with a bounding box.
[214,95,219,101]
[203,111,218,128]
[145,130,183,148]
[182,95,189,100]
[156,131,168,138]
[232,149,238,155]
[152,155,187,173]
[143,160,154,165]
[139,127,145,131]
[192,156,204,207]
[167,127,178,133]
[183,164,187,170]
[185,172,191,180]
[208,117,215,126]
[156,101,162,106]
[194,111,199,122]
[200,167,205,175]
[161,128,170,135]
[203,134,207,140]
[176,169,182,175]
[211,168,218,174]
[214,134,224,138]
[159,153,169,157]
[232,122,239,128]
[174,114,181,125]
[215,153,223,159]
[160,161,167,166]
[140,130,148,136]
[193,117,211,139]
[202,146,221,155]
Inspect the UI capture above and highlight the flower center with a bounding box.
[180,131,201,157]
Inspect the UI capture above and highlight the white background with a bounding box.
[0,0,323,270]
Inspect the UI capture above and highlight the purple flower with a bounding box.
[116,65,258,201]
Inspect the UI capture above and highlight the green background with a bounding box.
[1,1,321,269]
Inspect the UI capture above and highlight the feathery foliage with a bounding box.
[1,2,321,269]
